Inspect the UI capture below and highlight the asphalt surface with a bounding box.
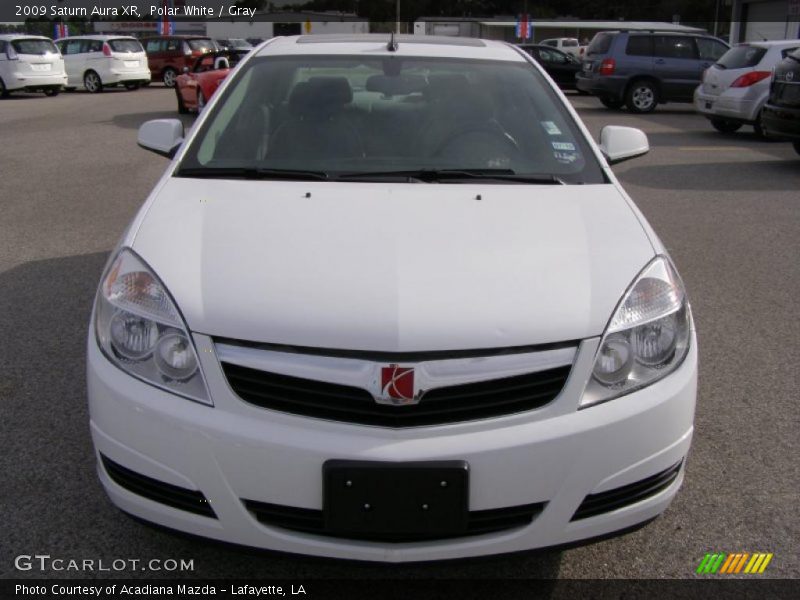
[0,86,798,582]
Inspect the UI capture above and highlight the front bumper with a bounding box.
[88,331,697,562]
[694,86,762,123]
[761,103,800,141]
[5,71,67,92]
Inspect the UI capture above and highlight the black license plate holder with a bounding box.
[323,460,469,537]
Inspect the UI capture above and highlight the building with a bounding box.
[205,11,368,42]
[413,18,706,44]
[729,0,800,41]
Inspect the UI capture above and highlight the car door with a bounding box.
[83,39,105,79]
[62,39,85,85]
[653,35,703,101]
[536,47,574,87]
[144,38,165,77]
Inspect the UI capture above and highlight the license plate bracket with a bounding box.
[323,460,469,537]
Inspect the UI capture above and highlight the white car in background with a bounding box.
[695,40,800,136]
[0,34,67,97]
[540,37,583,57]
[55,35,150,93]
[89,34,697,562]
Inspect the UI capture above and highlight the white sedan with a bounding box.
[88,34,697,562]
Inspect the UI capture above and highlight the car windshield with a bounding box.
[716,45,767,69]
[109,39,143,53]
[12,38,58,55]
[228,39,252,49]
[178,55,605,184]
[187,38,215,52]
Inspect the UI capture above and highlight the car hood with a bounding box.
[131,179,654,351]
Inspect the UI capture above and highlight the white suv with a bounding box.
[0,34,67,97]
[55,35,150,93]
[541,37,582,57]
[695,40,800,136]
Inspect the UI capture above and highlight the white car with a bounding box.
[694,40,800,136]
[0,34,67,97]
[89,34,697,562]
[54,35,150,93]
[540,37,582,57]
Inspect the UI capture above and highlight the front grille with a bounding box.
[772,82,800,107]
[221,362,571,427]
[242,499,545,542]
[571,461,683,521]
[100,455,216,518]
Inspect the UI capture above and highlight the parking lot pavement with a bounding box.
[1,88,798,580]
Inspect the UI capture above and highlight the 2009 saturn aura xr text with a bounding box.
[87,34,697,562]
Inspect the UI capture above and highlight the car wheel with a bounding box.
[197,90,206,113]
[84,71,103,93]
[175,88,190,115]
[626,80,657,113]
[599,96,624,109]
[0,78,8,98]
[162,68,178,88]
[793,141,800,156]
[43,88,60,97]
[124,82,140,91]
[710,118,742,134]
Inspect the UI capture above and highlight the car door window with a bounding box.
[145,39,164,53]
[654,36,698,60]
[167,39,181,52]
[626,36,654,56]
[541,49,567,64]
[696,38,728,61]
[87,40,103,53]
[64,40,84,55]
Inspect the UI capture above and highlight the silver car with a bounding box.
[695,40,800,136]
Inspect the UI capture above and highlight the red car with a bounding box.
[175,50,247,114]
[142,35,217,87]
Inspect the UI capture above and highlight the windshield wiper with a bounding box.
[336,169,565,184]
[175,167,329,181]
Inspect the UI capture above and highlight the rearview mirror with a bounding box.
[137,119,184,159]
[599,126,649,165]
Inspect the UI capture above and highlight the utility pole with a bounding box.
[396,0,401,34]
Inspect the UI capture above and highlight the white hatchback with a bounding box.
[55,35,150,93]
[695,40,800,136]
[88,34,697,562]
[0,34,67,97]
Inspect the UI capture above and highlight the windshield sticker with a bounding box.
[554,150,579,164]
[541,121,562,135]
[552,141,576,151]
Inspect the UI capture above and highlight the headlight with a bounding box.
[94,248,211,405]
[580,256,691,408]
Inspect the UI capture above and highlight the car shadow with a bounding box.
[0,252,565,581]
[110,110,196,130]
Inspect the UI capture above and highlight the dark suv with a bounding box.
[761,47,800,157]
[577,31,729,113]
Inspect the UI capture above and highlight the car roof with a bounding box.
[54,35,138,41]
[738,39,800,48]
[0,34,52,41]
[255,34,526,62]
[141,35,211,40]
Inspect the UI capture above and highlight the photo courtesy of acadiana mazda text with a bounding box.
[87,34,697,562]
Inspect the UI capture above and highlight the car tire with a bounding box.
[84,71,103,93]
[176,88,190,115]
[599,96,624,110]
[197,90,206,113]
[710,118,742,134]
[43,88,60,97]
[162,68,178,88]
[625,80,658,113]
[0,78,8,98]
[124,82,140,91]
[793,141,800,156]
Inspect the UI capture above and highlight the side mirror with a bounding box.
[137,119,184,159]
[599,125,649,165]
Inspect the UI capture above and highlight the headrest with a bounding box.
[214,56,230,70]
[289,77,353,117]
[366,74,427,96]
